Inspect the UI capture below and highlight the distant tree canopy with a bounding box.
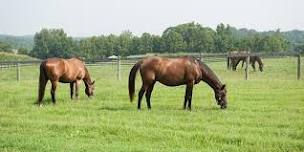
[30,29,76,59]
[0,41,13,53]
[28,22,297,59]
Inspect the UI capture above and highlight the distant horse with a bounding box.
[128,56,227,110]
[228,54,263,72]
[36,57,95,105]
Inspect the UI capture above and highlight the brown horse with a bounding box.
[36,57,95,105]
[128,56,227,110]
[228,55,263,72]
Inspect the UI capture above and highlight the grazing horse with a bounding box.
[128,56,227,110]
[36,57,95,105]
[228,54,263,72]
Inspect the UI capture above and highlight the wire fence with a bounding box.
[0,52,302,82]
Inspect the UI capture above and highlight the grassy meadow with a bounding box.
[0,57,303,152]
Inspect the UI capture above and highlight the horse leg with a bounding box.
[183,87,188,110]
[251,62,256,72]
[75,80,80,100]
[70,82,74,99]
[186,82,194,110]
[232,59,238,71]
[241,60,245,69]
[138,85,148,110]
[145,82,155,110]
[51,81,58,104]
[235,60,241,71]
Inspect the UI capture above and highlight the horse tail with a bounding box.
[128,60,143,102]
[37,61,48,104]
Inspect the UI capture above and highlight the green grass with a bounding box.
[0,57,303,152]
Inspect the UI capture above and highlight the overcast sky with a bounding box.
[0,0,303,37]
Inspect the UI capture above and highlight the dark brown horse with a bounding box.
[36,57,95,105]
[128,56,227,110]
[228,55,263,72]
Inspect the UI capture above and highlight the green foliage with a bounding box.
[18,47,30,55]
[0,52,38,61]
[0,41,13,53]
[4,23,301,59]
[0,58,303,151]
[0,34,33,50]
[161,30,186,53]
[215,23,234,52]
[30,29,76,59]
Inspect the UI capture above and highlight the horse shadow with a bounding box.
[33,98,54,106]
[97,106,131,111]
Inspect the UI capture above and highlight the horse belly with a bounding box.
[157,74,186,86]
[59,76,74,83]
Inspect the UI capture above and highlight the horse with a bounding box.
[36,57,95,105]
[128,56,227,110]
[228,54,263,72]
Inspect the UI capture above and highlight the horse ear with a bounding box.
[221,84,226,90]
[92,80,95,85]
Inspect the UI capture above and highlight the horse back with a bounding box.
[42,58,86,82]
[140,56,201,86]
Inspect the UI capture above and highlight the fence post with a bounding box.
[17,63,20,82]
[297,54,301,80]
[117,56,121,80]
[227,56,230,70]
[245,55,250,80]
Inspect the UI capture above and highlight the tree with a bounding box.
[161,31,186,53]
[18,47,29,55]
[30,29,76,59]
[0,41,13,53]
[117,31,133,56]
[215,23,233,52]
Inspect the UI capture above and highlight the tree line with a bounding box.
[1,22,304,59]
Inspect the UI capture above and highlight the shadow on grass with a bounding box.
[98,106,131,111]
[33,98,55,106]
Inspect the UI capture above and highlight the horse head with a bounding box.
[215,84,227,109]
[85,80,95,97]
[259,63,264,72]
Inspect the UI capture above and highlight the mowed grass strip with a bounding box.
[0,57,303,152]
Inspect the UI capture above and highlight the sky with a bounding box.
[0,0,303,37]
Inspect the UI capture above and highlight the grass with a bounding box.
[0,57,303,152]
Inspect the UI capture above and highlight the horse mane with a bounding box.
[255,56,263,66]
[83,66,93,88]
[194,58,223,90]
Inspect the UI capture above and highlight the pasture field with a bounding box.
[0,57,303,152]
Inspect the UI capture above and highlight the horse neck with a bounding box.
[199,63,222,91]
[256,57,263,66]
[83,67,92,88]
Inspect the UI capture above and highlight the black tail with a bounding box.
[37,61,48,104]
[128,61,142,102]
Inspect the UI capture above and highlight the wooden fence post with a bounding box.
[117,56,121,80]
[297,54,301,80]
[17,63,20,82]
[227,56,230,70]
[245,55,250,80]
